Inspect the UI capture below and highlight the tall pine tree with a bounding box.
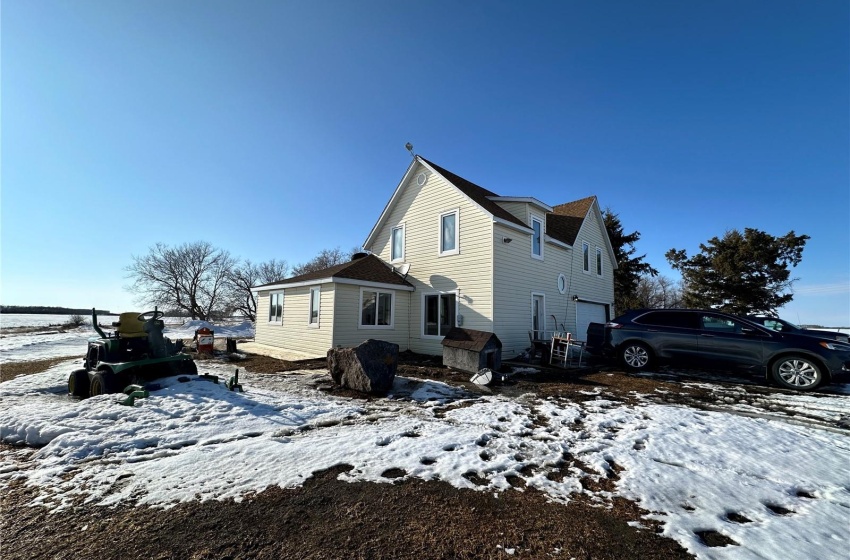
[603,209,658,313]
[666,228,809,314]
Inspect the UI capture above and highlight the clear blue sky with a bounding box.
[2,1,848,325]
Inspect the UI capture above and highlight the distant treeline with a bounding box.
[0,306,112,315]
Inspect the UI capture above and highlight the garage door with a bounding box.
[576,302,608,341]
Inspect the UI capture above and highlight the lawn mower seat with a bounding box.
[113,312,147,338]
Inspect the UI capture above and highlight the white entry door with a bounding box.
[576,302,607,341]
[532,294,545,338]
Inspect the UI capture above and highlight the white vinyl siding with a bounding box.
[255,285,334,356]
[492,202,614,354]
[365,162,494,355]
[493,222,573,356]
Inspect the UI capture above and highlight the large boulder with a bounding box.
[327,339,399,395]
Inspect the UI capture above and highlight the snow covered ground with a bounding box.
[1,343,849,559]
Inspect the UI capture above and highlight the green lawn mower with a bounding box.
[68,308,198,398]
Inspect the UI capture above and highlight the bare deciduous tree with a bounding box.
[291,246,360,276]
[125,241,237,321]
[225,259,289,322]
[633,275,684,309]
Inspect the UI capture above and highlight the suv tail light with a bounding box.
[606,322,623,329]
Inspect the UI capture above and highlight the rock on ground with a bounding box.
[327,339,398,395]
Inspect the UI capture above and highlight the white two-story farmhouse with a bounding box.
[254,156,617,359]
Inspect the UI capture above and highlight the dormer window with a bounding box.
[531,216,543,260]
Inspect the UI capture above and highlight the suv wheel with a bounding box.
[772,356,823,391]
[620,342,653,370]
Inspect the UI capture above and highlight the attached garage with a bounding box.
[576,301,608,342]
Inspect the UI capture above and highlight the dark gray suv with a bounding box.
[586,309,850,391]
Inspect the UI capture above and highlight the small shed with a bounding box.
[441,328,502,374]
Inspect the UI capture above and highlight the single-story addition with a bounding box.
[254,155,617,359]
[252,254,414,357]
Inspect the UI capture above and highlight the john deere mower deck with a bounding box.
[68,308,197,398]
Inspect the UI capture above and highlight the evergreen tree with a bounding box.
[666,228,809,314]
[603,208,658,313]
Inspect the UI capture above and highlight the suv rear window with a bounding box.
[634,311,697,329]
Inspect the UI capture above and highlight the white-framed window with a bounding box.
[531,215,543,260]
[422,291,457,337]
[360,288,394,329]
[391,224,405,262]
[308,286,320,327]
[582,241,590,273]
[439,209,459,256]
[268,291,283,323]
[557,273,567,294]
[596,247,603,277]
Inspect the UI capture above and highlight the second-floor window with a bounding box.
[582,241,590,273]
[391,225,405,262]
[440,210,459,256]
[596,247,603,276]
[531,216,543,259]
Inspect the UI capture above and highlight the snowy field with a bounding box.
[1,330,849,560]
[0,314,254,364]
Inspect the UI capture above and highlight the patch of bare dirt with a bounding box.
[0,356,80,382]
[0,462,693,560]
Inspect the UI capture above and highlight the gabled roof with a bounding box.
[418,158,527,229]
[547,196,597,246]
[254,254,414,291]
[362,157,613,266]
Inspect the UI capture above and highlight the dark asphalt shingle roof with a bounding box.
[419,157,527,229]
[547,196,597,246]
[420,157,597,247]
[255,254,412,289]
[441,327,502,351]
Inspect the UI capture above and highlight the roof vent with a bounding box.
[351,252,369,260]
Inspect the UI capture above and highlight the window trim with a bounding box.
[438,209,460,256]
[421,290,459,339]
[359,287,395,330]
[596,246,603,277]
[268,291,284,324]
[530,214,544,260]
[582,241,590,274]
[390,223,405,263]
[308,286,321,328]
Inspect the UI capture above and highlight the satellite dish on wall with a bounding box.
[395,263,411,279]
